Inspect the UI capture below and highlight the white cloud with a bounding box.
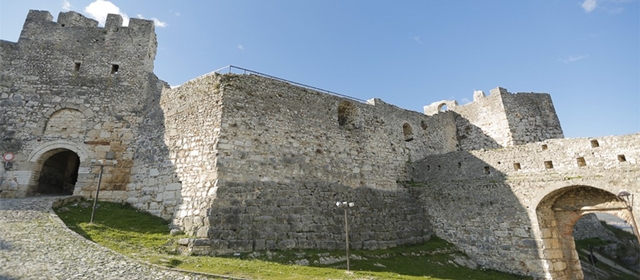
[581,0,597,12]
[237,44,245,50]
[62,0,71,11]
[84,0,129,26]
[151,18,167,27]
[137,14,168,28]
[561,55,588,63]
[412,36,423,44]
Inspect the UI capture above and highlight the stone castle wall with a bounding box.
[159,73,225,229]
[424,87,564,150]
[0,11,169,214]
[215,74,459,190]
[501,91,564,145]
[2,9,638,279]
[409,133,640,277]
[165,73,448,252]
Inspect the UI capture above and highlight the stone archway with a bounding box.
[536,185,633,279]
[32,149,80,196]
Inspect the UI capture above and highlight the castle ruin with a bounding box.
[1,10,638,279]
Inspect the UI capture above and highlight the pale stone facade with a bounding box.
[1,10,638,279]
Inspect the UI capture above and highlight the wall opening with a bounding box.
[337,101,358,129]
[541,144,548,151]
[483,166,490,174]
[74,62,81,72]
[420,120,428,130]
[576,157,587,167]
[35,150,80,195]
[618,155,627,162]
[513,162,521,171]
[591,140,600,148]
[403,123,414,142]
[111,64,119,74]
[544,160,554,169]
[437,103,448,112]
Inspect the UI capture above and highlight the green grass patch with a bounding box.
[54,199,530,280]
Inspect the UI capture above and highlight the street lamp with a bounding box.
[336,201,355,271]
[90,157,116,224]
[617,191,640,247]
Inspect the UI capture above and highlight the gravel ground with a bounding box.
[0,196,218,280]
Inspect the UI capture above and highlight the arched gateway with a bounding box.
[25,140,89,196]
[536,185,635,279]
[34,149,80,195]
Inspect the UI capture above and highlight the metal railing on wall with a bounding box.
[212,65,366,102]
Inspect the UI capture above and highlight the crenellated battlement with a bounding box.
[13,10,157,78]
[21,10,153,32]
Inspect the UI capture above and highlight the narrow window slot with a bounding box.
[111,64,119,74]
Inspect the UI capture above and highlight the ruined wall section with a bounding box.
[501,92,564,145]
[409,133,640,277]
[0,10,162,200]
[423,87,565,150]
[454,91,508,150]
[424,88,512,149]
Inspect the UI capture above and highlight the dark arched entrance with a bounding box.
[36,150,80,195]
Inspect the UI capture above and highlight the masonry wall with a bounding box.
[174,73,460,253]
[449,92,508,150]
[158,73,225,230]
[409,133,640,277]
[501,92,564,145]
[215,74,458,190]
[423,87,565,150]
[0,11,164,206]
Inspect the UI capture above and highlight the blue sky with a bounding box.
[1,0,638,138]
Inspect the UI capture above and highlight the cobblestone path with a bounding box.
[0,197,215,280]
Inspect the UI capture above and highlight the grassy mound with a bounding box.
[54,199,530,279]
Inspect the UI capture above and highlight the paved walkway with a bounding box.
[0,197,215,280]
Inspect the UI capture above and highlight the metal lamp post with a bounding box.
[336,201,355,271]
[90,160,105,224]
[90,154,115,224]
[617,191,640,247]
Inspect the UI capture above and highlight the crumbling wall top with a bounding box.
[57,11,98,27]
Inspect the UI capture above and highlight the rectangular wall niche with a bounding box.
[544,161,554,169]
[590,139,600,148]
[618,155,627,162]
[513,162,521,171]
[576,157,587,167]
